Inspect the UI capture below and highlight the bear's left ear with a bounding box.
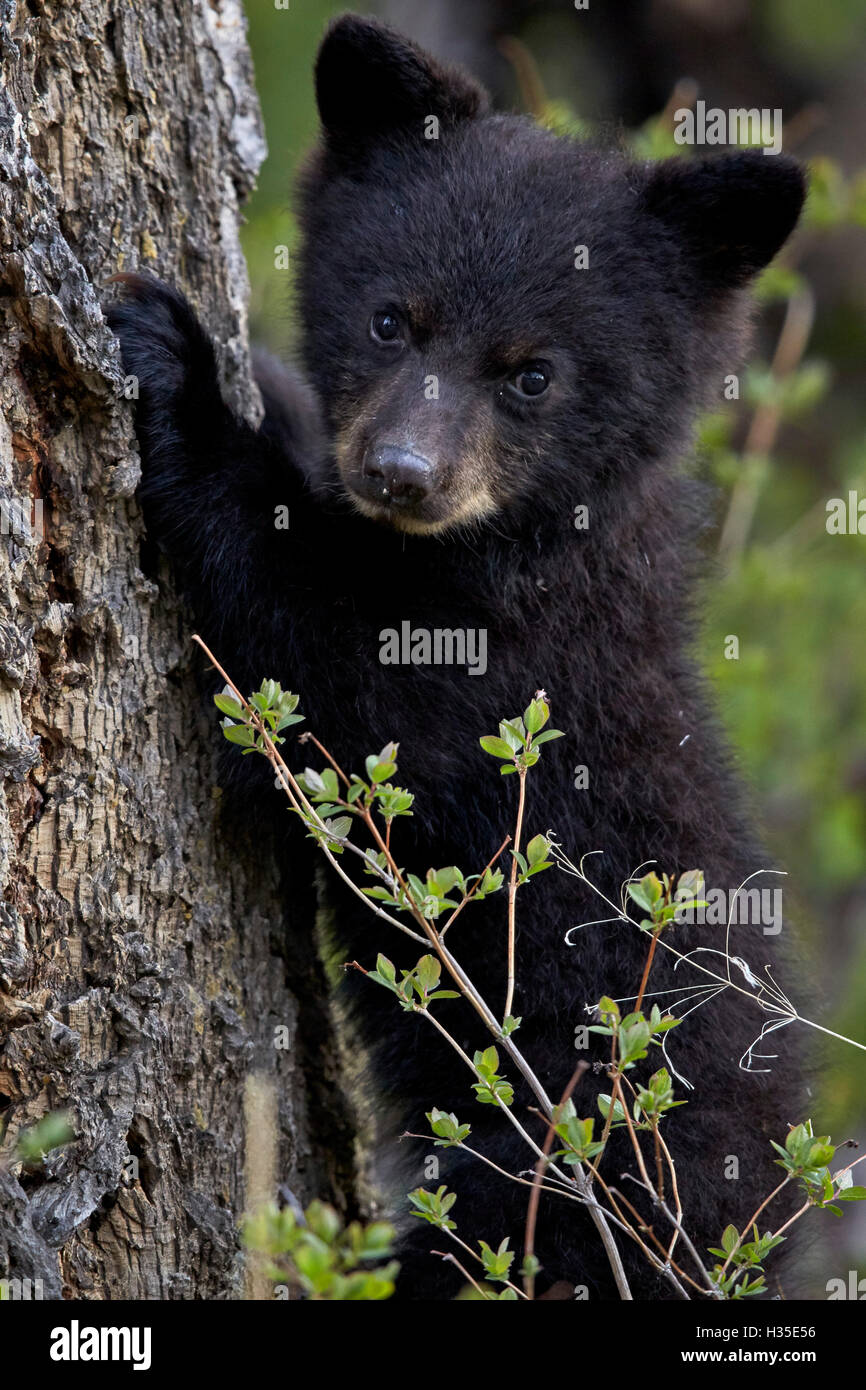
[640,152,806,287]
[315,14,488,152]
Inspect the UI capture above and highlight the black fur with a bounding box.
[107,15,808,1299]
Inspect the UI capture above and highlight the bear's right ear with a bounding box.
[315,14,487,153]
[639,151,806,288]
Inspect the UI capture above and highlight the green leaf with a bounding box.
[754,263,808,303]
[300,767,326,795]
[596,996,620,1025]
[478,1238,514,1282]
[499,719,525,750]
[628,873,663,915]
[366,755,397,784]
[274,712,304,732]
[475,867,504,899]
[523,699,549,734]
[473,1080,514,1107]
[214,694,245,719]
[222,724,255,747]
[415,955,441,995]
[597,1093,627,1125]
[479,736,516,760]
[322,816,351,840]
[676,869,705,901]
[427,1108,471,1146]
[408,1186,457,1230]
[806,1141,835,1168]
[16,1112,75,1163]
[526,834,549,867]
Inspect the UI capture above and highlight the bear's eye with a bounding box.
[507,363,551,398]
[370,310,402,345]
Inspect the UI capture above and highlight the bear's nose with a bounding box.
[361,444,437,505]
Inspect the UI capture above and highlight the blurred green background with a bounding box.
[241,0,866,1291]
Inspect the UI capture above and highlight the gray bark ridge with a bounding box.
[0,0,355,1300]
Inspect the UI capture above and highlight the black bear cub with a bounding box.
[109,15,807,1299]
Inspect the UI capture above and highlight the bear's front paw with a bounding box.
[106,273,220,411]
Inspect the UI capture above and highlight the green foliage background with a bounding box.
[240,0,866,1287]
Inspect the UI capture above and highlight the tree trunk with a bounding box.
[0,0,354,1300]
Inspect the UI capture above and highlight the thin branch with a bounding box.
[297,729,352,789]
[441,1226,528,1300]
[523,1061,588,1299]
[719,1175,792,1278]
[583,1167,694,1299]
[718,288,815,567]
[505,766,527,1019]
[431,1250,491,1299]
[401,1132,587,1205]
[621,1174,721,1297]
[440,835,511,938]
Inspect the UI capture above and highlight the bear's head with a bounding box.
[297,14,805,537]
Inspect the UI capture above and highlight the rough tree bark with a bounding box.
[0,0,354,1300]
